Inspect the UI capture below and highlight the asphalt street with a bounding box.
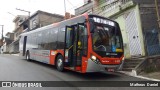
[0,54,159,90]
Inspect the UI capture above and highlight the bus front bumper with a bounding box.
[86,59,124,72]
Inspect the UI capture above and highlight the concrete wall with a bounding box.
[75,2,94,15]
[39,13,63,27]
[133,0,160,4]
[9,42,19,53]
[139,4,159,32]
[6,33,14,41]
[2,43,7,53]
[10,33,14,41]
[29,12,64,30]
[0,40,2,46]
[112,5,145,58]
[14,26,23,40]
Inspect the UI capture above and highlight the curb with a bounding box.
[11,54,19,56]
[118,71,160,81]
[134,75,160,81]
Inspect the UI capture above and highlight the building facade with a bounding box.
[0,39,3,54]
[29,10,64,31]
[75,0,160,58]
[9,15,28,53]
[0,32,14,53]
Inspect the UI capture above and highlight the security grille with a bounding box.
[145,29,160,56]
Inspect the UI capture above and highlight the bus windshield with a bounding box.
[92,23,123,53]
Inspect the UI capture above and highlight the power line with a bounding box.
[65,1,84,11]
[66,0,75,7]
[7,12,16,17]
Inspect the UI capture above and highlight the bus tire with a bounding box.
[26,51,31,61]
[56,55,64,72]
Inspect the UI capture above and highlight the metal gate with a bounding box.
[125,10,142,56]
[145,29,160,56]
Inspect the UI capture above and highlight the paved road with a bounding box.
[0,54,159,90]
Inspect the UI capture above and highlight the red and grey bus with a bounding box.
[19,13,124,73]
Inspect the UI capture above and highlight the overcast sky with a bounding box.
[0,0,84,36]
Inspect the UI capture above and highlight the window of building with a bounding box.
[32,19,37,29]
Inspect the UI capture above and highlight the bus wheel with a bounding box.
[56,55,64,71]
[26,51,30,61]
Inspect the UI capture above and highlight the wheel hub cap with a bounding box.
[58,59,62,67]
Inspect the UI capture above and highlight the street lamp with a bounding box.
[16,8,31,31]
[0,25,4,39]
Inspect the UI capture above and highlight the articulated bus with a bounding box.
[19,13,124,73]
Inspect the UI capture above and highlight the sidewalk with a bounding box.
[139,71,160,80]
[119,70,160,81]
[10,53,19,56]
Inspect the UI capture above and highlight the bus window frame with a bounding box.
[77,23,88,56]
[90,21,124,57]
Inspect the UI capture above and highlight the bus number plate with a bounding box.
[107,68,115,72]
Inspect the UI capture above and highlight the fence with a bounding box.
[144,29,160,56]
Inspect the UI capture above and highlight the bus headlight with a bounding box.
[90,55,100,64]
[122,57,125,61]
[91,55,96,60]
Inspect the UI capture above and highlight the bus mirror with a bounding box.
[89,19,95,33]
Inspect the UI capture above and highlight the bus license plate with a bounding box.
[107,68,115,72]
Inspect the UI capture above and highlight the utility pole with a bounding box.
[16,8,30,31]
[0,25,4,39]
[64,0,67,14]
[155,0,160,28]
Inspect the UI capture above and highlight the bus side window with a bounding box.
[57,27,65,49]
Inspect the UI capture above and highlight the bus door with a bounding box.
[23,36,27,56]
[76,23,86,66]
[64,24,80,69]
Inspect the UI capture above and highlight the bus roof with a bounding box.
[20,13,118,36]
[20,13,88,36]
